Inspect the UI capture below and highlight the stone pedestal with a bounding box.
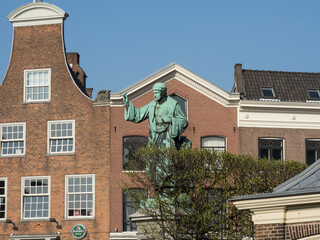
[130,211,173,240]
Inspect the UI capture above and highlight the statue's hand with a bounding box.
[122,92,129,108]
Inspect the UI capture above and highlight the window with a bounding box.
[306,139,320,166]
[21,176,50,219]
[258,138,283,160]
[123,189,146,231]
[48,120,75,154]
[170,93,187,117]
[201,136,226,152]
[0,178,7,219]
[261,87,275,97]
[308,89,320,99]
[0,123,25,156]
[66,174,94,218]
[123,136,148,171]
[208,189,226,232]
[24,69,51,102]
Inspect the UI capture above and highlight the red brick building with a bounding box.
[3,1,320,240]
[0,1,110,239]
[109,63,240,239]
[231,160,320,240]
[233,63,320,165]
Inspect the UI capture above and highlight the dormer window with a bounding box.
[307,89,320,99]
[261,87,275,98]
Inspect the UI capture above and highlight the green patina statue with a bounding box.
[123,82,190,149]
[123,82,191,213]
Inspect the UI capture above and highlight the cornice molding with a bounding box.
[8,2,68,27]
[110,63,240,107]
[240,100,320,112]
[232,193,320,210]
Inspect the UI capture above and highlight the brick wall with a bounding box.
[0,23,111,239]
[255,223,285,240]
[239,127,320,163]
[255,222,320,240]
[109,79,239,233]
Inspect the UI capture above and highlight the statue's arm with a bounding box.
[123,92,150,123]
[171,103,188,138]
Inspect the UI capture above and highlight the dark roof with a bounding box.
[230,160,320,201]
[274,159,320,192]
[242,69,320,102]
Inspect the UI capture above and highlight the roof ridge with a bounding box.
[243,69,320,75]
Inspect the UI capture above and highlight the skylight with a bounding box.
[308,89,320,99]
[261,87,275,97]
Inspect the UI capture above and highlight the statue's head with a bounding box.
[152,82,167,102]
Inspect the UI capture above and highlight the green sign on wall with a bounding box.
[72,223,87,239]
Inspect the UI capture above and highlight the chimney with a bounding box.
[86,88,93,98]
[66,52,88,94]
[234,63,244,98]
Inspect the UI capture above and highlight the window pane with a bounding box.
[67,175,94,218]
[308,90,320,99]
[306,140,320,165]
[23,177,49,219]
[261,87,275,97]
[259,148,269,159]
[49,121,74,154]
[25,70,50,102]
[201,136,226,152]
[0,181,5,219]
[258,138,283,160]
[123,136,148,171]
[1,124,24,156]
[123,190,145,231]
[272,149,282,160]
[170,94,187,116]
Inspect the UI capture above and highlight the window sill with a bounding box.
[63,217,95,221]
[110,231,137,239]
[0,155,25,158]
[122,170,146,173]
[20,218,50,222]
[46,152,75,156]
[23,100,51,104]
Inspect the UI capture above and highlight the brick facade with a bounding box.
[239,127,320,163]
[255,222,320,240]
[109,77,239,235]
[255,223,286,240]
[0,6,111,240]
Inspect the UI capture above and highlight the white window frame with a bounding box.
[47,120,75,155]
[65,174,95,219]
[21,176,51,220]
[0,177,7,220]
[0,122,26,157]
[24,68,51,103]
[201,136,227,152]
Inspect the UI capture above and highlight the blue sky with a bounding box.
[0,0,319,99]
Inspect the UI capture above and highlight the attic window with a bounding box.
[307,89,320,99]
[261,87,275,98]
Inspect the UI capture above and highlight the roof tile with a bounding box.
[242,69,320,102]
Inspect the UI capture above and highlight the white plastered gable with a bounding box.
[8,2,68,27]
[110,63,240,107]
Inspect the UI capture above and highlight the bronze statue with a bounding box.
[123,82,189,149]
